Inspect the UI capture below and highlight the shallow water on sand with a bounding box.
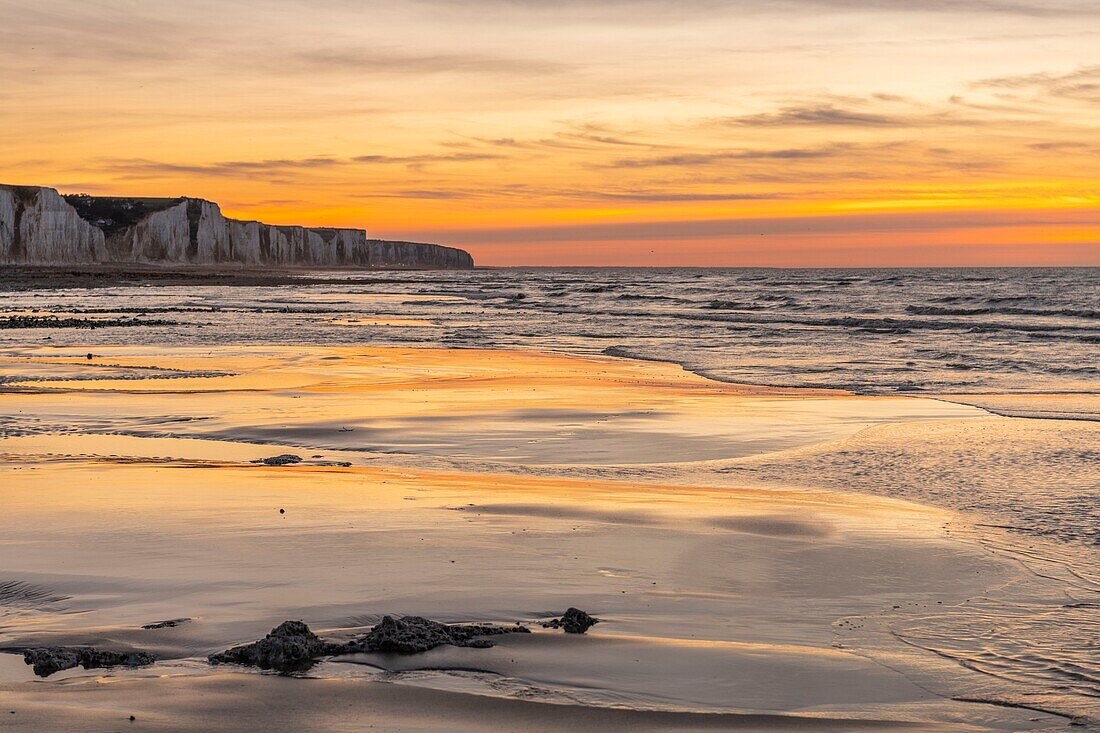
[0,346,1095,728]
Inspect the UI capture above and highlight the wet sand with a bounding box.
[0,672,947,733]
[0,346,1086,730]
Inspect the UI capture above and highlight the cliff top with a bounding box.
[63,194,189,234]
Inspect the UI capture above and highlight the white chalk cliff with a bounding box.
[0,185,473,269]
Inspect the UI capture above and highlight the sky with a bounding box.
[2,0,1099,266]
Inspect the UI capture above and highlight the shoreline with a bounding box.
[5,293,1095,417]
[0,265,476,293]
[2,265,1095,412]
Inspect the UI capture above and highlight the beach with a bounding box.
[6,0,1100,723]
[1,341,1094,731]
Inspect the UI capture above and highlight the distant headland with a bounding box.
[0,185,473,270]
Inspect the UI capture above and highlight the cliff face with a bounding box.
[0,186,106,264]
[0,185,473,269]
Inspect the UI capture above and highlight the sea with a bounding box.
[5,267,1097,395]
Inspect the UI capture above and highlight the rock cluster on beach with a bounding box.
[20,610,599,678]
[209,616,533,672]
[23,647,156,677]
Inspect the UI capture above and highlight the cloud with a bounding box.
[0,2,194,65]
[977,64,1100,102]
[352,153,504,164]
[98,157,346,179]
[461,124,667,152]
[288,48,571,77]
[775,0,1098,15]
[96,152,503,180]
[561,132,653,146]
[360,189,479,200]
[1028,141,1093,151]
[414,208,1100,245]
[40,181,125,195]
[354,187,782,202]
[605,143,857,169]
[223,198,309,208]
[467,135,612,152]
[724,104,903,127]
[411,0,1100,19]
[553,122,667,148]
[714,97,992,130]
[599,140,1009,176]
[591,191,779,202]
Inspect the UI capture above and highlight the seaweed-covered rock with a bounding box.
[79,649,157,671]
[348,615,529,654]
[0,315,175,330]
[209,620,341,672]
[23,647,156,677]
[253,454,302,466]
[141,618,190,630]
[543,608,599,634]
[22,648,78,677]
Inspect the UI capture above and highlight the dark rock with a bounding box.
[542,608,599,634]
[253,454,302,466]
[347,615,529,654]
[208,620,341,672]
[141,618,190,630]
[22,648,78,677]
[23,647,156,677]
[78,649,157,671]
[0,316,175,330]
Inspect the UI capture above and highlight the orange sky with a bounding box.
[2,0,1099,266]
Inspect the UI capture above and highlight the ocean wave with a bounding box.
[908,305,1100,320]
[1026,332,1100,344]
[615,293,683,302]
[704,300,768,310]
[666,311,1100,337]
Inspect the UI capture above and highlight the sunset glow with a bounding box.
[3,0,1099,265]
